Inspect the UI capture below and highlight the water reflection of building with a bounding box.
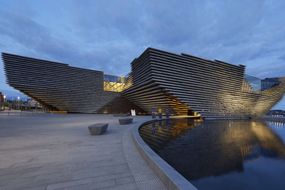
[139,118,203,152]
[140,119,285,180]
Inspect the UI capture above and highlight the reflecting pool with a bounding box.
[139,119,285,190]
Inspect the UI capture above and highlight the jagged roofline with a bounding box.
[123,48,285,118]
[2,47,244,75]
[4,50,284,81]
[2,52,123,113]
[1,52,103,73]
[2,49,285,117]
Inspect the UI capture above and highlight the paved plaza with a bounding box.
[0,114,166,190]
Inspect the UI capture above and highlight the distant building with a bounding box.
[2,48,285,118]
[267,110,285,117]
[27,99,42,109]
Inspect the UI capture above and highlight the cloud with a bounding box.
[1,0,284,76]
[279,54,285,61]
[0,0,285,107]
[0,6,139,75]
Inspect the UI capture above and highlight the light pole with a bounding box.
[17,96,20,110]
[3,95,6,110]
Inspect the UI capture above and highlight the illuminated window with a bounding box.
[103,74,132,92]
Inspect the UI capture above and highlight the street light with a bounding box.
[17,96,20,110]
[3,95,6,110]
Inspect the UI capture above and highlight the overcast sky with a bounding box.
[0,0,284,109]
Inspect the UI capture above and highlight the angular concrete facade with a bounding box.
[123,48,285,118]
[2,48,285,118]
[2,53,140,113]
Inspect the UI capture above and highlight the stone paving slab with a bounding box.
[0,114,166,190]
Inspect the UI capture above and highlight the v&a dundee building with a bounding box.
[2,48,285,118]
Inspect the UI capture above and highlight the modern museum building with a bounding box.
[2,48,285,118]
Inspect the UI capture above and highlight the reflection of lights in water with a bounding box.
[140,118,285,189]
[158,120,162,127]
[151,123,156,135]
[228,121,233,128]
[158,126,163,133]
[166,119,170,128]
[240,145,253,158]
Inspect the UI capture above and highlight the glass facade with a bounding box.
[103,74,132,92]
[242,75,261,93]
[245,75,261,91]
[261,78,280,91]
[242,75,281,93]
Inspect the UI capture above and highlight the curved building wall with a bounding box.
[2,48,285,117]
[123,48,285,118]
[2,53,121,113]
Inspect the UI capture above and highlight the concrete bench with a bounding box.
[88,123,108,135]
[119,118,133,125]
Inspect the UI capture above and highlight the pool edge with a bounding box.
[131,119,198,190]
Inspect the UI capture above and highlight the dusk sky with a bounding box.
[0,0,284,109]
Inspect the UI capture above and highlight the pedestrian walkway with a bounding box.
[0,114,166,190]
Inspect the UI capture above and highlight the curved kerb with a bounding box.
[132,119,198,190]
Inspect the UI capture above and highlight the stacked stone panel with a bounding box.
[123,48,285,118]
[2,48,285,118]
[2,53,119,113]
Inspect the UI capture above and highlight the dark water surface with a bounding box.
[139,119,285,190]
